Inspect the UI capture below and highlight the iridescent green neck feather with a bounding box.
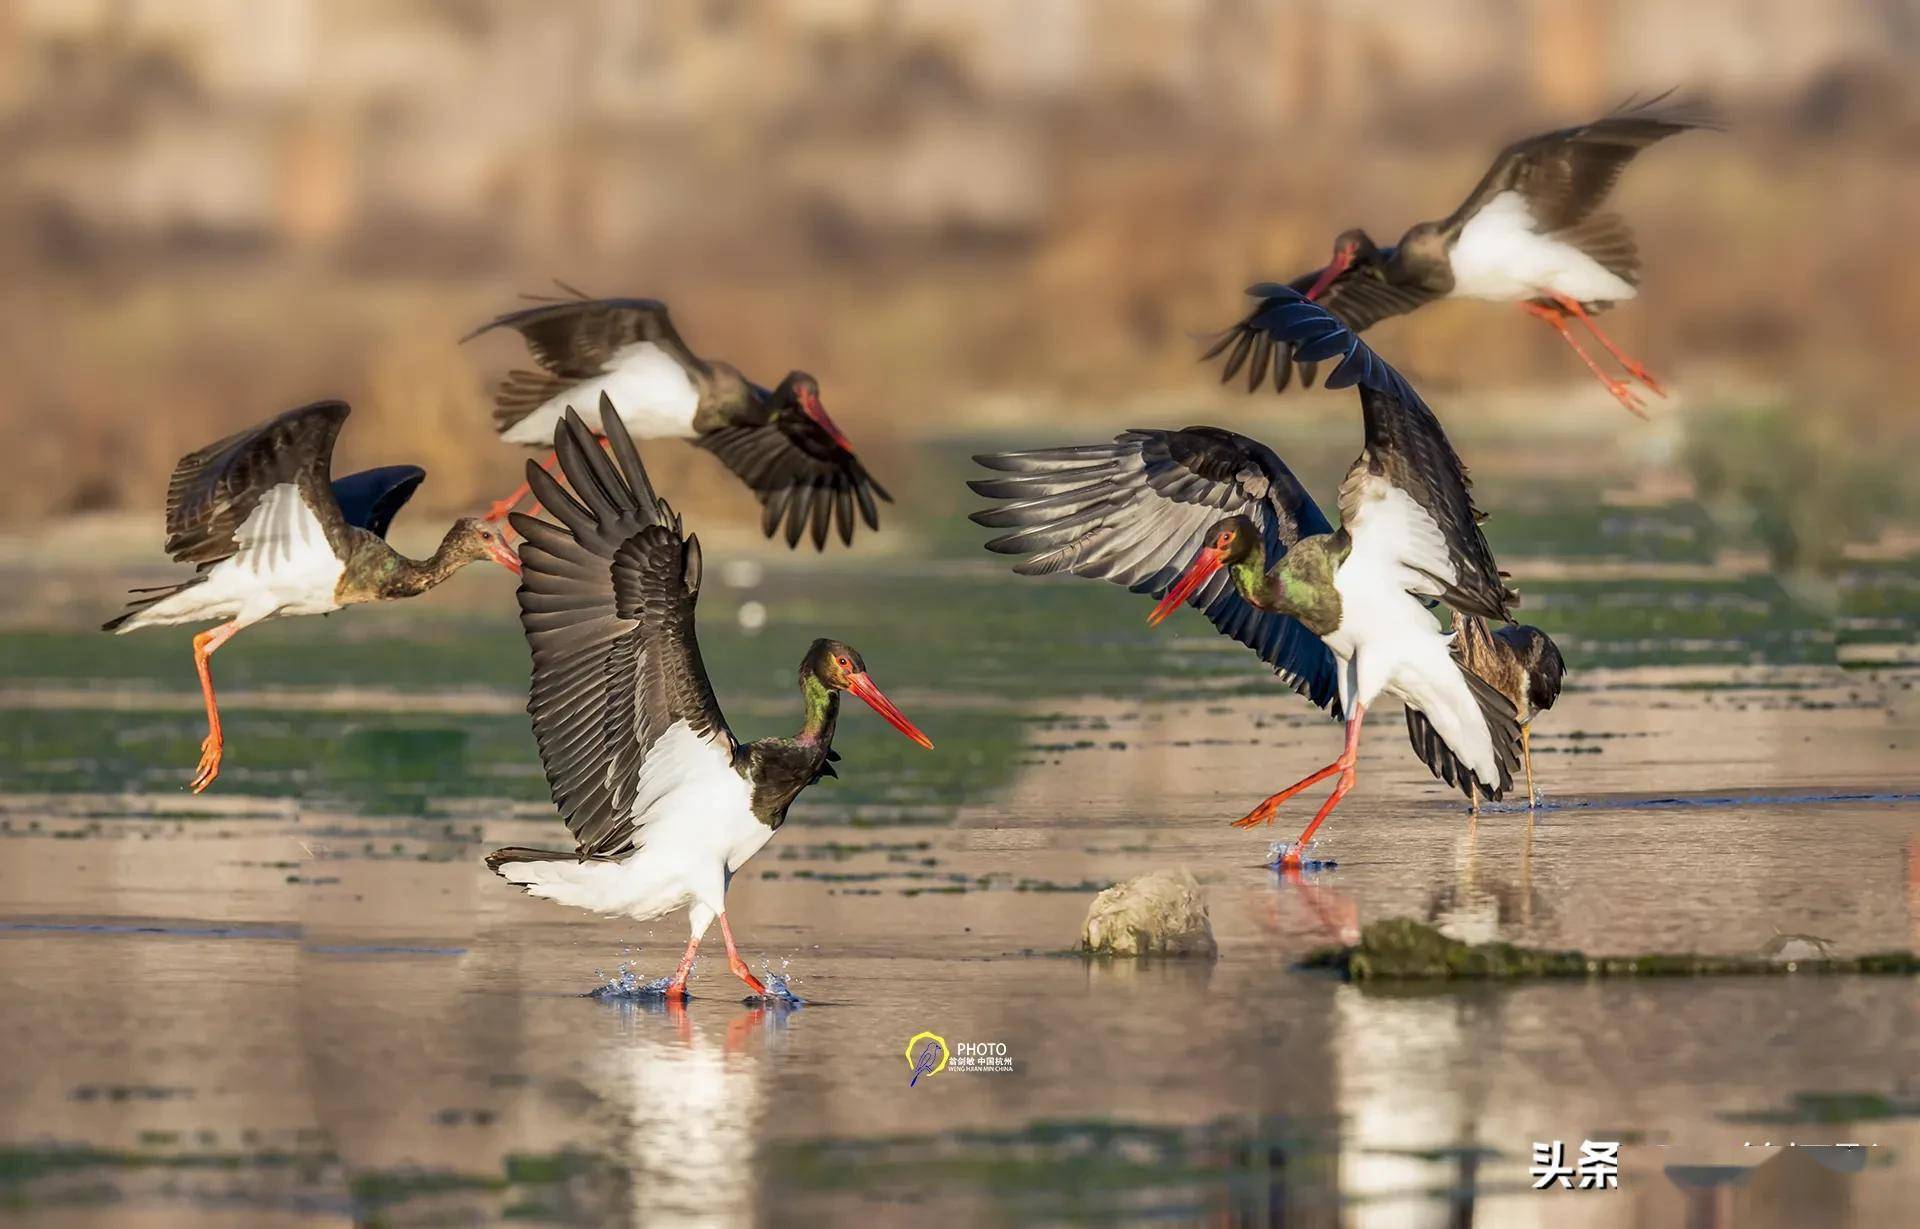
[797,672,840,745]
[1236,532,1348,638]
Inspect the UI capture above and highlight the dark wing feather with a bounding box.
[1206,267,1438,395]
[971,427,1341,714]
[330,465,426,539]
[697,417,891,551]
[1247,292,1516,622]
[510,400,735,859]
[161,400,351,568]
[462,296,707,433]
[1444,98,1711,236]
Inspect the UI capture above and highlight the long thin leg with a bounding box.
[1521,725,1537,808]
[1551,294,1666,397]
[1521,302,1647,418]
[1231,760,1344,830]
[1235,703,1368,868]
[485,449,560,523]
[662,935,699,999]
[719,913,768,997]
[189,622,240,794]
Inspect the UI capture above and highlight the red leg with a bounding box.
[720,913,768,997]
[189,622,240,794]
[1551,294,1666,397]
[662,935,699,1000]
[1231,761,1344,829]
[485,450,561,523]
[1522,302,1647,418]
[1273,703,1368,865]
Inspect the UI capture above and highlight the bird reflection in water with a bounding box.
[585,994,798,1223]
[1262,863,1360,947]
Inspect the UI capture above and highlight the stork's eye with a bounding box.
[837,657,851,669]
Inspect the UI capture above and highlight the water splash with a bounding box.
[756,970,805,1007]
[589,961,677,1000]
[1267,841,1337,871]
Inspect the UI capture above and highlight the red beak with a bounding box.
[487,538,523,576]
[1148,547,1225,627]
[1304,246,1355,302]
[845,672,934,749]
[801,388,858,455]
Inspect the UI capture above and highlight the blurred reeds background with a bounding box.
[1,0,1917,559]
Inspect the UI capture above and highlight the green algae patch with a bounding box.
[1302,918,1920,982]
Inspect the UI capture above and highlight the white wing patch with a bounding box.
[1341,468,1456,599]
[121,483,344,629]
[499,341,702,444]
[1449,191,1636,304]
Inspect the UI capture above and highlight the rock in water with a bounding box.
[1081,868,1217,958]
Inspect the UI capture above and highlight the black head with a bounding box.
[1500,624,1566,713]
[1148,515,1261,627]
[803,637,868,690]
[1307,230,1379,300]
[1201,515,1262,567]
[1331,228,1381,263]
[801,638,933,749]
[773,371,856,454]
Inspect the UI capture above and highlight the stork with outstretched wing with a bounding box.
[488,399,933,999]
[464,290,890,550]
[103,400,522,793]
[977,292,1544,865]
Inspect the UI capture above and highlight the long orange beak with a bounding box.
[1304,246,1355,302]
[1148,547,1224,627]
[846,672,934,749]
[802,388,858,455]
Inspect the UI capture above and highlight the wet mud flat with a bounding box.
[2,430,1917,1224]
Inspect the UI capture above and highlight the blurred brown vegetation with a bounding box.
[3,0,1920,532]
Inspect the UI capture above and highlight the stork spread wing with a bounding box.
[971,426,1341,713]
[697,414,891,550]
[461,294,705,433]
[510,399,736,860]
[160,400,353,569]
[330,465,426,539]
[1248,291,1517,622]
[1206,269,1439,395]
[1445,93,1712,236]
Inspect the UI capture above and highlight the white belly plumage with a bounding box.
[1448,191,1636,305]
[1324,479,1502,789]
[499,341,702,445]
[114,483,345,632]
[493,723,773,938]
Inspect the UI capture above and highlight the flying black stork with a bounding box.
[462,289,890,550]
[103,401,522,793]
[487,401,933,999]
[975,290,1524,865]
[1410,615,1565,809]
[1207,96,1710,415]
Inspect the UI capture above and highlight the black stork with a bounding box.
[1410,615,1565,809]
[103,400,522,793]
[975,290,1525,865]
[486,401,933,999]
[462,289,890,550]
[1207,96,1710,415]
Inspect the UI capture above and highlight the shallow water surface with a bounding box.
[1,434,1917,1226]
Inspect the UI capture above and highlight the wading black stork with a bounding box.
[463,289,890,549]
[976,291,1524,865]
[1410,615,1565,809]
[103,401,522,793]
[487,402,932,999]
[1208,97,1710,415]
